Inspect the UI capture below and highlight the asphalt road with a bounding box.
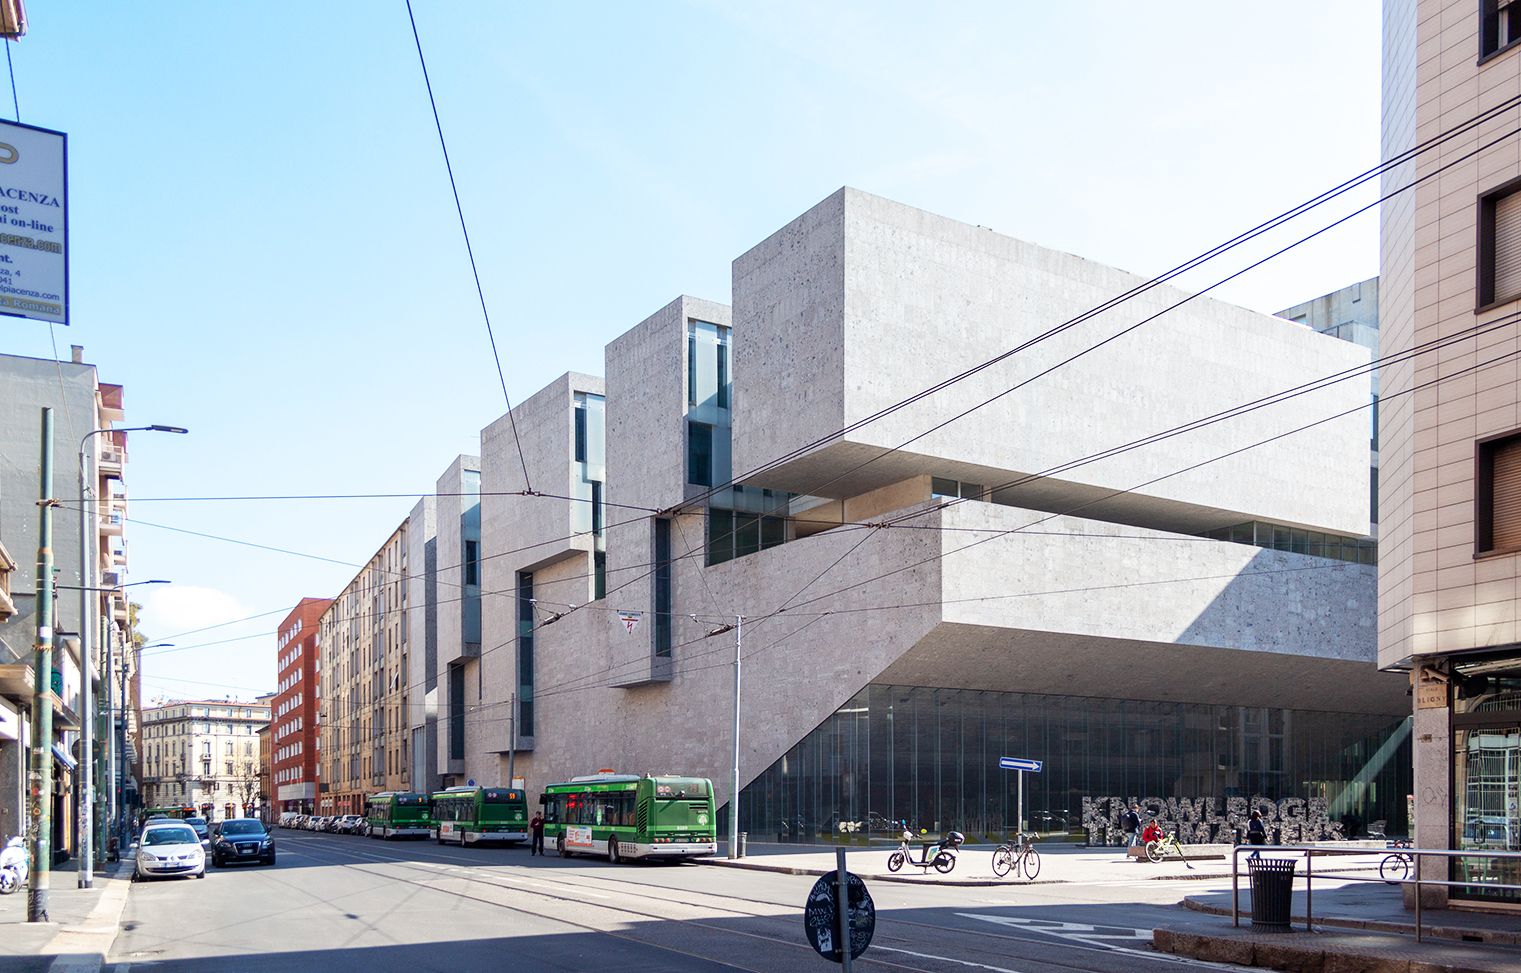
[104,831,1247,972]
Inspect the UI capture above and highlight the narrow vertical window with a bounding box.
[654,519,672,658]
[687,421,713,487]
[1478,432,1521,553]
[464,539,479,587]
[1479,184,1521,306]
[517,571,535,738]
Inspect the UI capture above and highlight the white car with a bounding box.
[135,822,206,881]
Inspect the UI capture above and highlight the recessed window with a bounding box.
[687,421,714,487]
[1478,183,1521,306]
[1482,0,1521,58]
[1477,431,1521,554]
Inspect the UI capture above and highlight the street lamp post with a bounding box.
[76,423,185,887]
[55,580,167,873]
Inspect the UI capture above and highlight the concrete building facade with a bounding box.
[318,522,411,814]
[139,699,270,820]
[1380,0,1521,907]
[272,597,330,813]
[407,188,1411,846]
[0,348,139,859]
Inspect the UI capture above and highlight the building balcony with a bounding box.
[99,501,126,536]
[98,444,124,477]
[97,384,125,422]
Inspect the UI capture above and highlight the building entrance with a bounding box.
[1452,662,1521,906]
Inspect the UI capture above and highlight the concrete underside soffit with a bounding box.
[875,623,1410,717]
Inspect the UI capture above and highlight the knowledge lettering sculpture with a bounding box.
[1080,796,1343,845]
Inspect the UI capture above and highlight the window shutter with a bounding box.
[1491,437,1521,550]
[1494,192,1521,303]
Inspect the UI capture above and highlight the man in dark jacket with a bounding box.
[530,812,545,856]
[1120,804,1142,852]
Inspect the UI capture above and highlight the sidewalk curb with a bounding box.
[1182,894,1521,946]
[694,855,1230,887]
[43,859,134,973]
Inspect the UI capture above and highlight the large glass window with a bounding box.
[654,520,672,658]
[687,422,714,488]
[736,684,1411,847]
[1452,663,1521,904]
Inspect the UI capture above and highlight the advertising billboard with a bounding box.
[0,119,65,324]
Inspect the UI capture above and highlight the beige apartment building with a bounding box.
[138,699,271,821]
[1381,0,1521,907]
[317,521,411,814]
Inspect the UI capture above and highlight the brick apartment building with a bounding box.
[272,597,330,814]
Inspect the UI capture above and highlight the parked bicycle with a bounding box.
[1380,838,1414,883]
[1143,827,1194,868]
[991,832,1040,880]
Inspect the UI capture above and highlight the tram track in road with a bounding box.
[278,833,1240,973]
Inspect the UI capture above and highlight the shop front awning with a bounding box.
[51,742,76,771]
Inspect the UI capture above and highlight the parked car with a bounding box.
[210,819,275,867]
[134,822,205,881]
[183,816,211,845]
[338,814,363,834]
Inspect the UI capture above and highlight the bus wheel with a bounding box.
[608,840,621,865]
[558,838,569,858]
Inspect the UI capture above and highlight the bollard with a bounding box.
[738,831,747,858]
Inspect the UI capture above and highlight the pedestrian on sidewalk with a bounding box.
[530,811,545,856]
[1120,803,1142,853]
[1246,809,1267,859]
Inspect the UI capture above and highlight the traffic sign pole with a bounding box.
[836,848,851,973]
[1017,770,1023,835]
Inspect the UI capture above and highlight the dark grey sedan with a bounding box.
[210,819,275,866]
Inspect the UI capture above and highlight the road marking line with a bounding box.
[872,945,1030,972]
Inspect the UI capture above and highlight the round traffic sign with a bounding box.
[803,870,874,962]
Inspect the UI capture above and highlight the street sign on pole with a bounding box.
[999,757,1043,834]
[804,851,874,964]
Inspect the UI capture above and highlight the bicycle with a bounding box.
[1144,829,1194,868]
[1380,838,1413,883]
[991,832,1041,880]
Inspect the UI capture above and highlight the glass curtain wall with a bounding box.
[1452,663,1521,905]
[738,684,1411,843]
[572,391,607,596]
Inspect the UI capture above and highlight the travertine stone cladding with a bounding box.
[732,188,1371,536]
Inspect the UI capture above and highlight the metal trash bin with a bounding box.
[1247,858,1297,932]
[737,832,747,858]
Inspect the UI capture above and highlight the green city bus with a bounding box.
[431,785,529,846]
[541,774,716,863]
[136,804,195,831]
[364,791,432,839]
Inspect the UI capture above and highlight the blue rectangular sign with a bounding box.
[999,756,1042,773]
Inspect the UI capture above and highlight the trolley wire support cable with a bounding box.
[669,93,1521,526]
[404,0,532,492]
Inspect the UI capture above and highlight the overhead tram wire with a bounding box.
[404,0,531,492]
[653,117,1521,654]
[133,297,1515,667]
[524,337,1521,701]
[666,93,1521,524]
[686,106,1521,554]
[145,102,1521,704]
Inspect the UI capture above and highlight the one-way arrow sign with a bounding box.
[999,756,1043,773]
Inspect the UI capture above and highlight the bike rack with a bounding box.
[1229,844,1521,941]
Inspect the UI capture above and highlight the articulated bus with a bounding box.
[365,791,432,839]
[136,805,195,831]
[541,774,717,863]
[431,786,529,846]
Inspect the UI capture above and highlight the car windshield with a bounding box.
[143,827,196,846]
[219,821,264,836]
[185,817,207,828]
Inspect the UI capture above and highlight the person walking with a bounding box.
[1120,803,1142,853]
[1246,809,1267,860]
[530,811,545,856]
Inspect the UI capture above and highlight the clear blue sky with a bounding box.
[0,1,1381,702]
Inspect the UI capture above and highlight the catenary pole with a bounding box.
[505,691,516,787]
[28,408,54,922]
[729,614,742,859]
[76,431,93,887]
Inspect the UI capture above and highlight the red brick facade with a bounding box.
[272,597,331,813]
